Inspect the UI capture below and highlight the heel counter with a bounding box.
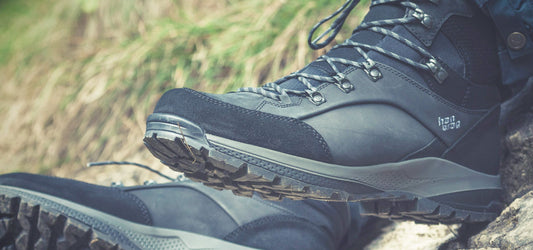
[443,106,501,175]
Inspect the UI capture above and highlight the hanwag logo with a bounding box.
[438,115,461,131]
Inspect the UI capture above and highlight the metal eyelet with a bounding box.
[412,8,432,29]
[362,60,382,82]
[306,90,326,105]
[426,58,448,83]
[340,81,355,92]
[110,181,124,187]
[143,180,157,185]
[333,74,354,93]
[176,174,187,182]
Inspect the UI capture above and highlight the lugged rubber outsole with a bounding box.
[143,114,504,224]
[0,186,255,250]
[0,193,125,250]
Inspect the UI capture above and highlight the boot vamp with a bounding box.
[124,181,350,246]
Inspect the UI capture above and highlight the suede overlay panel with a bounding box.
[153,88,333,163]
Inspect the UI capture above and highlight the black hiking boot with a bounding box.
[144,0,505,223]
[0,173,354,250]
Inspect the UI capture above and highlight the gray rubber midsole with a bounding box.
[146,113,501,198]
[208,134,501,197]
[0,185,255,250]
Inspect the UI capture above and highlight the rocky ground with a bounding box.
[469,191,533,249]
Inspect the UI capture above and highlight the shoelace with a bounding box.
[87,161,187,185]
[237,0,447,105]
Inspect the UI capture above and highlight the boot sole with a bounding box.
[144,113,504,224]
[0,185,255,250]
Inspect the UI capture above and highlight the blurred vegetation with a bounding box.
[0,0,368,181]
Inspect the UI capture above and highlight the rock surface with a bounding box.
[468,191,533,249]
[365,222,459,250]
[467,78,533,249]
[499,79,533,202]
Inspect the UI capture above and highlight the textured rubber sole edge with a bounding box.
[0,185,256,250]
[143,114,504,224]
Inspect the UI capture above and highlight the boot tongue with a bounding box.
[278,4,406,91]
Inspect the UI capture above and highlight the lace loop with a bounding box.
[308,0,360,50]
[87,161,178,182]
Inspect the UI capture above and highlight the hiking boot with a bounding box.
[0,173,353,250]
[144,0,504,223]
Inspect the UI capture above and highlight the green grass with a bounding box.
[0,0,369,176]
